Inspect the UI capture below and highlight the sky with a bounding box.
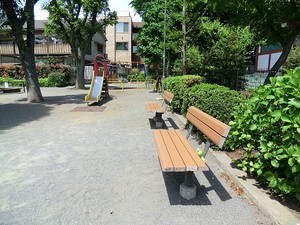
[34,0,142,22]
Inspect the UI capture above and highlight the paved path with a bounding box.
[0,86,273,225]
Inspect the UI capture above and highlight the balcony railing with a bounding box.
[0,43,72,55]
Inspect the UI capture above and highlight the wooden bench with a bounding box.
[153,106,231,200]
[145,91,174,128]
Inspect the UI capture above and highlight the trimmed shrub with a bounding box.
[0,77,25,86]
[0,64,70,80]
[48,72,68,87]
[38,78,50,87]
[182,83,244,123]
[228,68,300,201]
[164,75,206,112]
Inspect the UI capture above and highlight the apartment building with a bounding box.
[0,20,107,65]
[104,11,142,66]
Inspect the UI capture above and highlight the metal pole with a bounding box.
[162,0,167,93]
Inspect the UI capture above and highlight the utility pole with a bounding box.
[162,0,167,93]
[182,0,187,75]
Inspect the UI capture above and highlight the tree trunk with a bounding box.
[264,32,297,84]
[2,0,43,102]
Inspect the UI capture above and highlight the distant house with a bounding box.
[0,20,107,65]
[255,44,282,70]
[103,11,142,64]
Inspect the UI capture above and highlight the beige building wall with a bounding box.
[105,13,132,63]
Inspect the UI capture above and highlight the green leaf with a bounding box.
[264,171,274,181]
[264,153,272,159]
[249,124,257,130]
[292,165,300,173]
[271,110,281,118]
[271,159,280,168]
[269,178,278,188]
[288,158,295,166]
[281,116,292,123]
[288,99,300,108]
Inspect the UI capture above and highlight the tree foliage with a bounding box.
[1,0,43,102]
[44,0,117,89]
[228,68,300,200]
[209,0,300,84]
[132,0,255,80]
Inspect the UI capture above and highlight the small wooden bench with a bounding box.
[146,91,174,128]
[153,106,231,200]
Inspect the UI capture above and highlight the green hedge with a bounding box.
[0,64,70,80]
[228,68,300,201]
[0,77,25,86]
[182,83,244,123]
[164,75,205,112]
[0,74,67,87]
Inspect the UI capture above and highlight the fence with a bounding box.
[199,69,283,91]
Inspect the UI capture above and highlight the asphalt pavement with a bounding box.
[0,85,298,225]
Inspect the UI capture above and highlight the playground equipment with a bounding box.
[85,54,109,103]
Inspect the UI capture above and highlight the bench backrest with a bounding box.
[162,91,174,104]
[186,106,230,148]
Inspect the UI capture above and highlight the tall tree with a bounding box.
[210,0,300,84]
[131,0,182,76]
[1,0,43,102]
[44,0,117,89]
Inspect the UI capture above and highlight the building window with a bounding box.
[97,44,103,53]
[133,45,137,53]
[116,42,128,51]
[116,22,129,33]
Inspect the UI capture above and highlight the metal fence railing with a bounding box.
[200,69,284,91]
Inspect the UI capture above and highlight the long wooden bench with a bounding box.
[145,91,174,128]
[153,106,231,200]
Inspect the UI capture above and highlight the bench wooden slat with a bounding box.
[158,130,186,171]
[186,106,231,148]
[163,91,174,103]
[153,130,179,171]
[153,130,208,172]
[174,130,208,170]
[146,103,164,113]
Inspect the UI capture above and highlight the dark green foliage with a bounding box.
[0,64,70,81]
[284,45,300,70]
[0,77,24,86]
[48,72,68,87]
[38,78,50,87]
[127,68,145,81]
[182,83,244,123]
[228,68,300,201]
[163,75,206,112]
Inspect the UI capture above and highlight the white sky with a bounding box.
[34,0,142,22]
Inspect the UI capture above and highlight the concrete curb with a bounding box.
[210,151,299,225]
[173,112,299,225]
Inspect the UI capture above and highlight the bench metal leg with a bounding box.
[154,112,163,128]
[180,171,197,200]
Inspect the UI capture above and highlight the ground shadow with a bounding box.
[148,118,167,129]
[87,95,115,106]
[163,172,211,205]
[163,168,232,205]
[165,117,180,130]
[0,103,52,131]
[203,166,232,202]
[17,93,86,105]
[148,117,180,130]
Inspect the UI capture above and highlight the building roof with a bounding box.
[133,22,143,28]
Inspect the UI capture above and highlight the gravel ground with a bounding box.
[0,86,274,225]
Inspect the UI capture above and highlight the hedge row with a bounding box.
[164,75,244,125]
[164,75,206,112]
[0,72,68,87]
[0,64,70,80]
[228,68,300,201]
